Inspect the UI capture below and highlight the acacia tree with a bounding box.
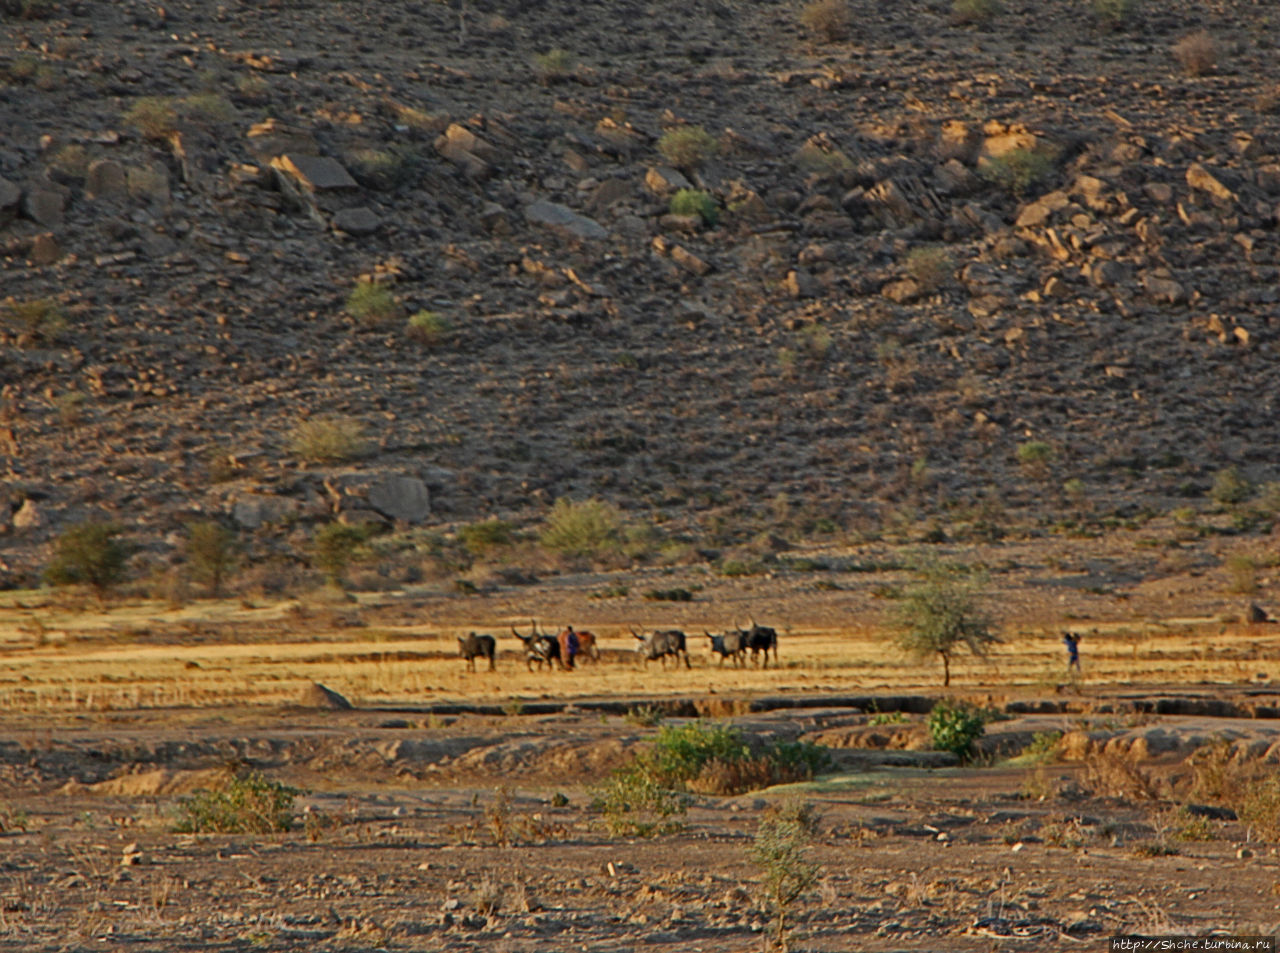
[894,559,999,687]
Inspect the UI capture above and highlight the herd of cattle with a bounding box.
[456,621,780,673]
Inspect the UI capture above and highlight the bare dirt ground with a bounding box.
[2,556,1280,952]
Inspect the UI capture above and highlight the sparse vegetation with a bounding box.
[44,522,129,598]
[174,771,301,834]
[1092,0,1138,28]
[951,0,1000,26]
[657,125,717,170]
[893,558,999,686]
[1,297,66,347]
[1210,466,1252,506]
[981,147,1054,197]
[311,522,371,587]
[749,799,821,953]
[904,246,954,291]
[668,188,719,226]
[406,309,450,344]
[183,520,238,597]
[288,416,368,464]
[1235,775,1280,842]
[123,96,179,140]
[926,699,986,761]
[1173,30,1217,77]
[459,518,515,556]
[533,48,575,84]
[799,0,851,43]
[538,497,624,562]
[345,280,401,326]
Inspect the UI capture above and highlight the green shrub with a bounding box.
[539,497,623,561]
[311,522,371,587]
[459,518,515,556]
[183,520,238,597]
[904,246,954,291]
[793,140,854,176]
[669,188,719,226]
[406,309,450,344]
[927,699,986,761]
[1210,466,1252,506]
[346,280,400,326]
[893,559,998,686]
[533,48,575,83]
[981,148,1054,197]
[123,96,178,140]
[288,416,368,464]
[749,800,820,953]
[181,92,234,123]
[592,764,689,838]
[44,522,129,597]
[1225,554,1258,596]
[799,0,851,42]
[174,771,301,834]
[951,0,1000,25]
[657,125,717,170]
[1,297,66,347]
[1235,775,1280,842]
[1092,0,1138,28]
[1019,730,1062,763]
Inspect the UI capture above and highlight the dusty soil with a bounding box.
[2,697,1280,952]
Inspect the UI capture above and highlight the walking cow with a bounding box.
[633,628,691,669]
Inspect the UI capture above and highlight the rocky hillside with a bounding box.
[2,0,1279,587]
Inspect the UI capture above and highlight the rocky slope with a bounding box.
[2,0,1279,586]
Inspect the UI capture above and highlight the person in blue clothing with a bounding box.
[1062,632,1081,672]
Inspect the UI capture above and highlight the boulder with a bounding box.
[85,159,127,200]
[366,474,430,523]
[1186,162,1236,204]
[644,165,692,195]
[230,493,300,529]
[524,200,608,241]
[785,268,822,298]
[22,188,65,228]
[11,498,42,532]
[30,233,62,265]
[271,153,358,193]
[0,177,19,221]
[331,206,381,235]
[301,682,352,710]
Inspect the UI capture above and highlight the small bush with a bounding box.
[539,497,624,562]
[750,799,821,953]
[1017,440,1055,477]
[1092,0,1138,28]
[345,147,417,191]
[793,140,853,177]
[533,48,575,84]
[1210,466,1252,506]
[1081,749,1161,800]
[312,522,371,587]
[407,309,450,344]
[926,699,985,761]
[459,518,514,556]
[624,704,666,727]
[951,0,1000,25]
[1,297,66,347]
[1020,730,1063,763]
[45,522,129,597]
[799,0,851,42]
[644,587,694,602]
[1173,30,1217,76]
[174,771,301,834]
[1225,554,1258,596]
[669,188,719,226]
[123,96,178,140]
[592,765,689,838]
[288,416,368,464]
[657,125,717,170]
[182,92,234,123]
[346,280,400,326]
[183,520,238,597]
[1235,776,1280,842]
[981,148,1054,197]
[904,246,954,291]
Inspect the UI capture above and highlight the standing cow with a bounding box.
[705,629,747,667]
[742,620,779,668]
[512,622,560,672]
[558,625,600,666]
[633,628,691,669]
[458,632,496,672]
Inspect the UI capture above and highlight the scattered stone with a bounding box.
[881,277,921,303]
[524,200,608,241]
[246,118,320,163]
[366,474,430,523]
[230,493,300,530]
[785,268,821,298]
[331,206,381,235]
[1186,162,1236,204]
[644,165,691,196]
[670,245,711,276]
[0,177,19,221]
[11,499,42,532]
[271,154,359,193]
[30,233,61,265]
[85,159,127,200]
[22,188,66,228]
[302,682,353,709]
